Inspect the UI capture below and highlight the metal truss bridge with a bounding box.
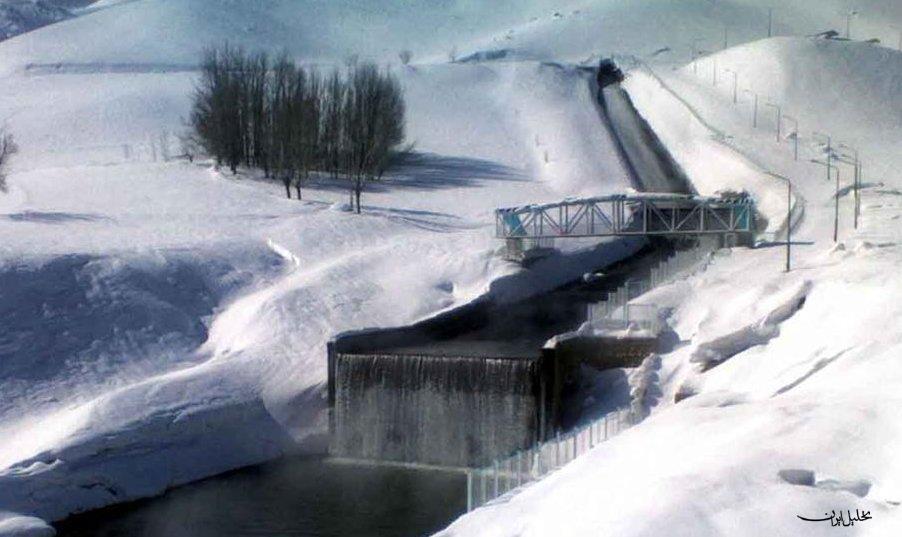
[495,194,756,242]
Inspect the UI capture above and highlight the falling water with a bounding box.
[331,353,545,468]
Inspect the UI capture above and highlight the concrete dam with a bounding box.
[328,243,676,468]
[328,58,697,470]
[329,346,555,468]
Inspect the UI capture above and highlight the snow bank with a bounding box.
[621,66,797,233]
[692,37,902,136]
[0,514,53,537]
[627,353,661,420]
[0,2,642,528]
[443,23,902,537]
[689,279,811,370]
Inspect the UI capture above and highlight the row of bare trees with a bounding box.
[190,44,406,212]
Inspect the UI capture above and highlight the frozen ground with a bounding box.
[0,0,900,535]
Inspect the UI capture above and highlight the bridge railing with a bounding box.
[496,194,755,240]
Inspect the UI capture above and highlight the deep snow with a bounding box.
[0,0,900,535]
[443,32,902,537]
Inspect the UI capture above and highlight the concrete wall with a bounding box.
[329,351,559,468]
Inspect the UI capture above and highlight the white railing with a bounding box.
[466,407,635,511]
[20,131,181,170]
[586,241,723,327]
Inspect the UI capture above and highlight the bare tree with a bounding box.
[322,69,345,179]
[0,130,17,192]
[269,52,297,198]
[191,44,245,174]
[189,45,405,205]
[247,51,270,175]
[343,63,406,213]
[293,68,322,200]
[177,131,202,162]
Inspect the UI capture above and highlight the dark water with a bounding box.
[56,456,466,537]
[598,82,694,195]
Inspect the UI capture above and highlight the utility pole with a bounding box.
[723,27,729,49]
[837,143,860,229]
[783,114,799,160]
[856,160,862,227]
[767,171,793,272]
[766,102,781,142]
[768,8,773,37]
[691,38,705,75]
[810,155,840,242]
[814,131,833,184]
[834,166,841,242]
[725,68,738,103]
[743,89,759,128]
[787,179,792,271]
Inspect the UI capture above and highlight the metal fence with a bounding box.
[587,241,723,326]
[588,304,662,333]
[19,131,181,170]
[466,407,636,511]
[465,243,728,511]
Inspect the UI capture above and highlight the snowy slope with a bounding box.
[0,1,72,42]
[0,0,900,535]
[443,35,902,537]
[0,61,636,528]
[0,1,638,532]
[453,0,902,64]
[0,0,588,72]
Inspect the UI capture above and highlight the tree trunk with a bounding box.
[285,181,291,199]
[296,183,301,200]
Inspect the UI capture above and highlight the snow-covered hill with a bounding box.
[0,1,73,41]
[444,33,902,537]
[0,0,900,535]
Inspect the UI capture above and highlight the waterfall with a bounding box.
[331,353,546,468]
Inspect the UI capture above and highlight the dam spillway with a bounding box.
[329,349,555,468]
[326,241,680,469]
[326,58,703,471]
